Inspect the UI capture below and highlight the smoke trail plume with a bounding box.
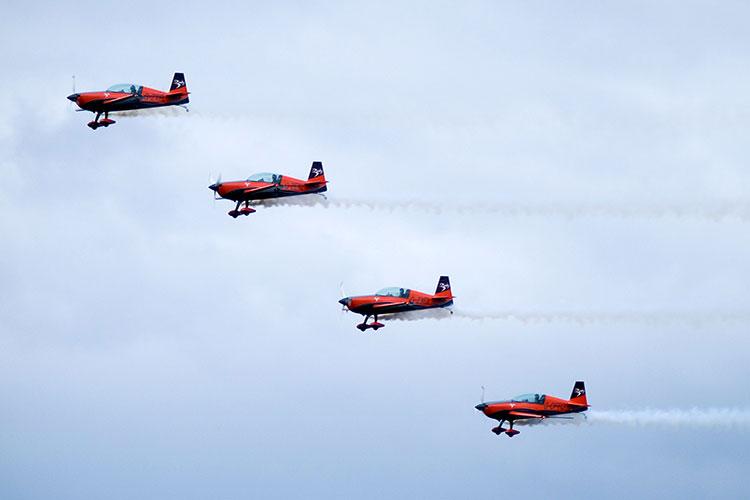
[112,107,189,118]
[517,409,750,429]
[587,408,750,428]
[379,309,454,322]
[253,196,750,221]
[354,308,750,326]
[515,413,587,426]
[452,309,750,326]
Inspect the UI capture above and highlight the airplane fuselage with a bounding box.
[476,395,587,421]
[340,290,453,316]
[68,86,189,113]
[214,177,327,202]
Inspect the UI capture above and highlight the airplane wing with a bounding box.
[242,185,276,195]
[102,94,138,105]
[370,301,406,310]
[508,411,546,419]
[84,94,139,108]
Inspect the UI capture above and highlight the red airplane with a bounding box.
[67,72,189,129]
[475,381,589,437]
[339,276,454,331]
[209,162,328,218]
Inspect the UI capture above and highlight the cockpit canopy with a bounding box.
[375,287,409,298]
[511,393,545,404]
[106,83,142,94]
[485,393,545,405]
[247,172,281,183]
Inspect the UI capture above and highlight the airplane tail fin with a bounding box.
[170,73,187,91]
[168,73,189,102]
[308,161,325,180]
[435,276,452,298]
[569,381,588,406]
[306,161,327,191]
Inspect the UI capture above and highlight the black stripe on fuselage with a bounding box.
[352,301,453,316]
[487,407,587,421]
[221,186,327,202]
[83,97,189,112]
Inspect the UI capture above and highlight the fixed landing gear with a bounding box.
[492,420,519,437]
[228,201,256,218]
[88,112,116,130]
[356,315,384,332]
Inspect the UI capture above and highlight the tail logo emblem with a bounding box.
[173,80,185,88]
[574,388,585,396]
[311,168,323,177]
[438,283,450,291]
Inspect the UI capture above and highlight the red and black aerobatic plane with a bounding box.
[67,73,189,129]
[475,381,589,437]
[209,162,328,218]
[339,276,454,331]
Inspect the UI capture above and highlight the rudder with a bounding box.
[569,381,588,406]
[308,161,325,180]
[435,276,451,296]
[170,73,187,92]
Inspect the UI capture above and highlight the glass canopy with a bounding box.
[375,287,409,298]
[247,172,280,183]
[511,393,545,404]
[106,83,140,93]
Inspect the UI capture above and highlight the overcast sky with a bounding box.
[1,1,749,499]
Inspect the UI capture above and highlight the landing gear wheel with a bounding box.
[239,206,256,215]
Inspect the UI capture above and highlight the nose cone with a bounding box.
[338,297,350,307]
[67,93,79,103]
[208,183,219,192]
[475,403,488,411]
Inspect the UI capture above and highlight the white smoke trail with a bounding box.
[379,309,454,322]
[252,196,750,221]
[111,107,190,118]
[587,408,750,428]
[515,413,587,426]
[351,308,750,326]
[453,309,750,326]
[252,196,327,209]
[517,409,750,429]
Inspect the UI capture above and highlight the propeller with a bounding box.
[339,282,349,313]
[208,173,223,202]
[481,385,485,404]
[69,75,77,109]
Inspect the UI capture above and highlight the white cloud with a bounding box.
[1,1,750,498]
